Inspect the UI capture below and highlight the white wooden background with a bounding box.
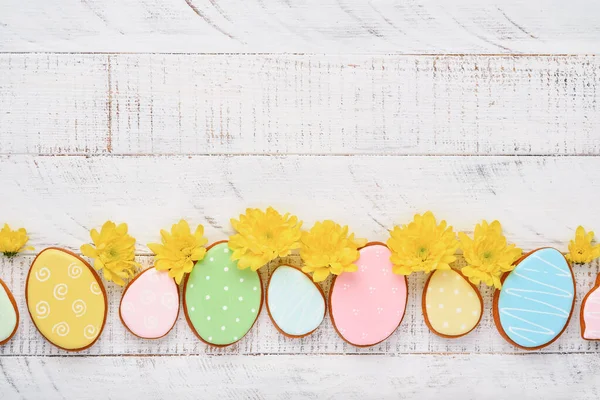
[1,1,600,399]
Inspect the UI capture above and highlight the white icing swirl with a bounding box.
[53,283,68,300]
[140,290,156,306]
[161,292,177,310]
[35,267,51,282]
[68,263,83,279]
[35,301,50,319]
[90,282,102,295]
[83,325,98,340]
[72,299,87,317]
[144,316,158,329]
[52,321,70,337]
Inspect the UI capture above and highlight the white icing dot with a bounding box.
[456,308,462,314]
[207,316,211,320]
[455,275,460,281]
[460,324,466,330]
[224,267,229,272]
[439,288,444,293]
[224,286,229,291]
[191,307,195,312]
[205,295,210,300]
[208,336,212,341]
[210,257,214,262]
[190,284,194,288]
[205,276,210,280]
[222,306,228,311]
[427,287,431,293]
[443,322,449,328]
[438,304,444,309]
[238,297,243,301]
[472,310,478,316]
[468,292,473,297]
[454,289,459,295]
[253,287,257,291]
[442,272,448,277]
[426,304,431,309]
[223,248,229,253]
[240,278,244,283]
[233,336,238,341]
[236,318,240,322]
[251,308,256,313]
[221,326,226,331]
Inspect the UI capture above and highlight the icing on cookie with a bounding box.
[267,265,325,337]
[26,248,107,351]
[423,269,482,337]
[581,276,600,340]
[496,248,574,349]
[329,243,408,347]
[0,279,18,345]
[184,242,262,346]
[120,267,179,339]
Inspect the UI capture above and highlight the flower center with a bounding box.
[417,246,429,261]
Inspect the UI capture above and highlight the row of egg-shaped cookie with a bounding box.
[1,243,598,350]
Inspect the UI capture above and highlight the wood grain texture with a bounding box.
[1,54,599,156]
[0,155,597,252]
[1,254,598,356]
[2,354,600,399]
[1,0,600,53]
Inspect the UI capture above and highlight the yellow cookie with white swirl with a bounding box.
[26,248,107,351]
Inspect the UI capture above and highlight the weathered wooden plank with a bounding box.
[1,54,599,156]
[1,154,600,356]
[1,354,599,399]
[0,155,598,251]
[0,54,110,154]
[0,254,598,356]
[1,0,600,53]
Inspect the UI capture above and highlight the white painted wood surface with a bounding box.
[1,0,600,53]
[2,1,600,395]
[1,54,599,156]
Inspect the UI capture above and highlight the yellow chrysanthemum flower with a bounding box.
[229,207,302,271]
[459,220,522,289]
[387,211,459,276]
[566,225,600,264]
[0,223,34,258]
[300,220,367,282]
[147,220,208,284]
[81,221,140,286]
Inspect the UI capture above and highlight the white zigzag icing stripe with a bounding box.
[499,254,573,345]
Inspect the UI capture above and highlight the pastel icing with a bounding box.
[581,278,600,340]
[0,280,18,344]
[267,265,325,337]
[497,248,574,348]
[185,242,262,346]
[120,267,179,339]
[330,244,408,346]
[424,269,482,337]
[27,248,107,350]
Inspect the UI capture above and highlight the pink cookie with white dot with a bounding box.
[329,243,408,347]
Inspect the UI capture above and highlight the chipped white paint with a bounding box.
[1,55,599,156]
[1,0,600,53]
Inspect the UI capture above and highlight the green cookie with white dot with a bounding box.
[184,241,262,346]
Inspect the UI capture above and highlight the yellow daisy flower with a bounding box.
[566,225,600,264]
[300,220,367,282]
[81,221,140,286]
[459,220,522,289]
[387,211,459,275]
[0,223,34,258]
[147,220,208,284]
[229,207,302,271]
